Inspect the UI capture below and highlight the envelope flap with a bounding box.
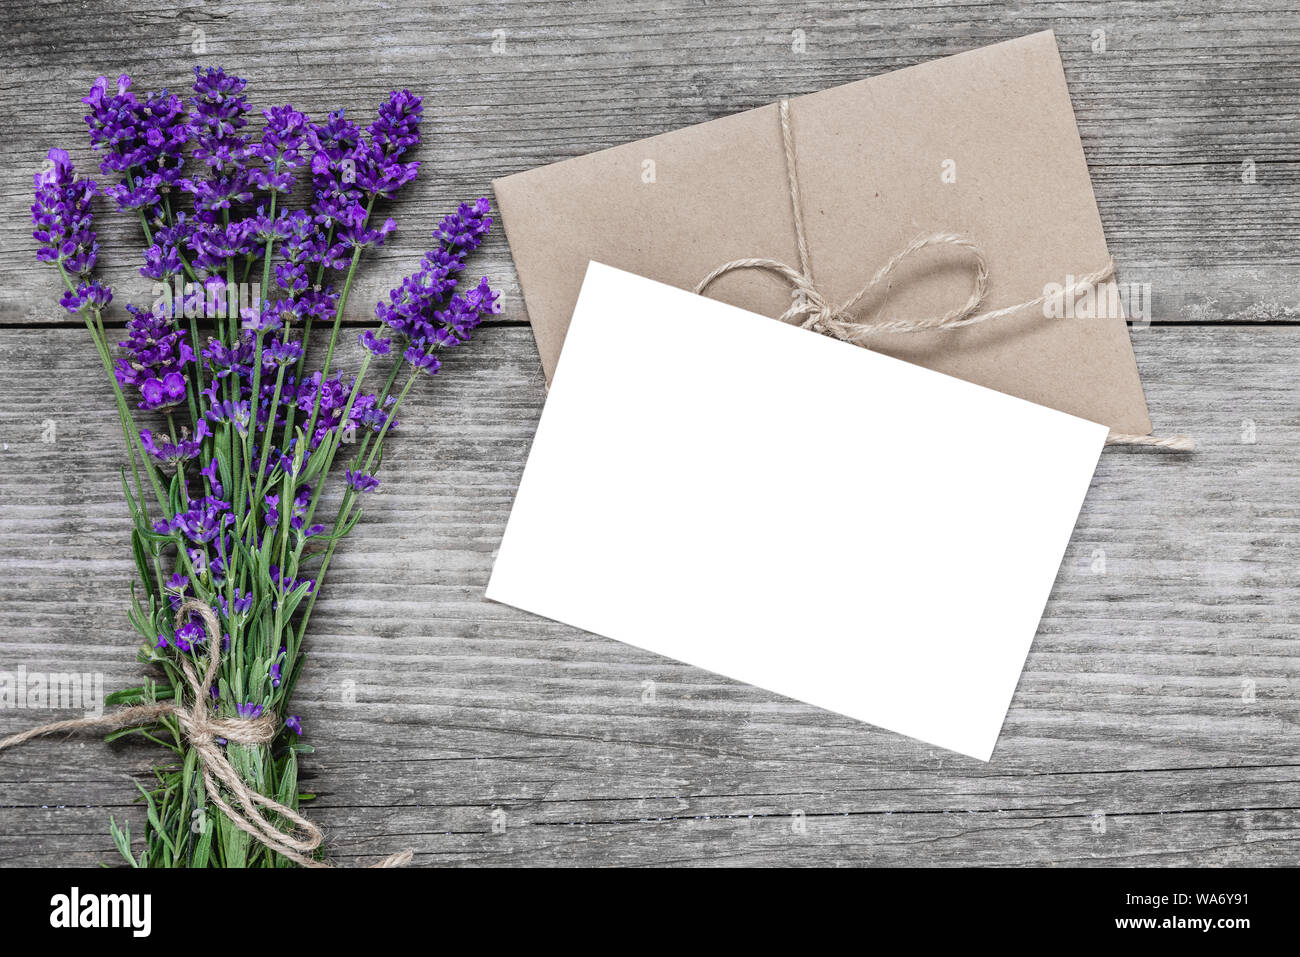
[494,31,1152,434]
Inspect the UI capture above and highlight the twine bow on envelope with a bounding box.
[696,99,1193,451]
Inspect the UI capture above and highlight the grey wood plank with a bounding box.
[0,0,1297,324]
[1,323,1297,866]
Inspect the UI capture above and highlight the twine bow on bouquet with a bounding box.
[10,67,502,867]
[0,600,409,868]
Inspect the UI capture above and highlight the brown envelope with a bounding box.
[493,30,1152,435]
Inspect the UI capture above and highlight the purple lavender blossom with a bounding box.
[434,198,493,252]
[285,715,302,735]
[140,422,208,466]
[240,299,283,334]
[358,329,392,356]
[355,91,422,199]
[368,90,423,156]
[262,337,303,368]
[60,280,113,316]
[115,303,194,409]
[325,203,396,264]
[346,470,380,494]
[250,104,309,193]
[275,210,324,294]
[190,218,257,275]
[166,495,233,545]
[199,460,224,497]
[403,346,442,375]
[236,702,264,719]
[204,394,253,436]
[202,336,255,382]
[374,200,500,375]
[215,587,252,618]
[295,371,390,449]
[307,109,363,228]
[31,148,100,276]
[173,618,206,652]
[307,91,423,263]
[268,564,315,595]
[181,67,253,212]
[82,76,191,216]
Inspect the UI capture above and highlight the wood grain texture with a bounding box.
[0,0,1297,324]
[0,0,1297,867]
[1,324,1297,866]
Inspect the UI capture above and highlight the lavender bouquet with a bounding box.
[27,68,498,866]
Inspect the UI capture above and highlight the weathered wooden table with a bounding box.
[1,1,1296,867]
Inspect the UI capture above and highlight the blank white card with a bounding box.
[488,263,1106,759]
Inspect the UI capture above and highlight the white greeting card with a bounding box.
[487,263,1106,759]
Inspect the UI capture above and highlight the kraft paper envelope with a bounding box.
[494,30,1152,435]
[487,264,1108,760]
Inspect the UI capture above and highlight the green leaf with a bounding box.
[192,804,213,869]
[335,506,364,541]
[105,684,173,707]
[214,429,233,494]
[108,816,140,868]
[276,750,298,808]
[299,438,331,482]
[135,782,177,860]
[220,805,250,868]
[118,467,144,527]
[167,468,186,518]
[131,529,159,604]
[278,580,314,623]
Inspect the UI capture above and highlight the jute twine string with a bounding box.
[0,598,413,869]
[696,99,1194,452]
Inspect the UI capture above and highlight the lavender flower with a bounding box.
[199,460,223,497]
[166,495,233,545]
[33,66,497,868]
[60,280,112,317]
[82,76,191,216]
[173,618,206,652]
[262,337,303,368]
[269,564,315,597]
[204,395,252,436]
[356,90,422,199]
[190,218,256,274]
[203,336,255,382]
[295,371,389,449]
[307,109,363,228]
[140,423,208,466]
[270,648,286,688]
[31,148,100,275]
[216,587,253,618]
[346,470,380,493]
[368,89,423,156]
[250,104,310,193]
[435,198,493,252]
[375,202,501,375]
[182,67,253,211]
[275,210,323,293]
[325,202,396,264]
[115,303,194,409]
